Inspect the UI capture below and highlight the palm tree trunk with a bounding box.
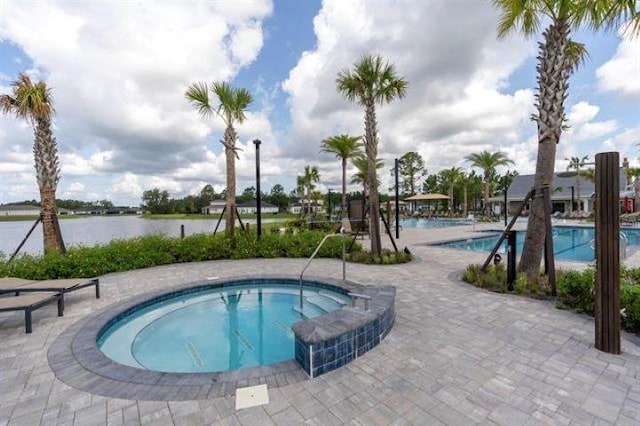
[463,186,468,217]
[224,125,237,238]
[34,117,64,252]
[364,101,382,256]
[519,19,571,278]
[341,158,347,219]
[449,186,454,218]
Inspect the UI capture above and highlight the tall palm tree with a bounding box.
[565,155,589,212]
[565,155,589,213]
[1,73,64,252]
[296,165,320,216]
[350,155,384,201]
[465,150,514,217]
[494,0,640,276]
[439,167,464,218]
[186,81,252,239]
[337,54,408,256]
[320,134,363,219]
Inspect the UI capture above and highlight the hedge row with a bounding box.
[0,231,360,280]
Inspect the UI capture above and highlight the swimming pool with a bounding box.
[401,218,473,229]
[98,283,350,373]
[434,226,640,262]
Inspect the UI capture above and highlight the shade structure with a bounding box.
[403,193,449,201]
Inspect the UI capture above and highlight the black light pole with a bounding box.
[253,139,262,239]
[327,188,332,220]
[504,188,508,226]
[571,186,575,214]
[394,158,402,239]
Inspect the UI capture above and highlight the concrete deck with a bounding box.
[2,222,640,425]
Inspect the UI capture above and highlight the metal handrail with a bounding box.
[620,231,628,260]
[299,232,347,308]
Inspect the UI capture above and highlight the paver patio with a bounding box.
[2,222,640,425]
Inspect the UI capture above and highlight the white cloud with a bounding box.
[597,33,640,98]
[0,0,273,204]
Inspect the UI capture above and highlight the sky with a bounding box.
[0,0,638,207]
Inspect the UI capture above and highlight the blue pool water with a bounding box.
[97,284,349,373]
[401,218,473,229]
[435,226,640,262]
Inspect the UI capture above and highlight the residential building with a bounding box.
[0,204,41,216]
[236,200,279,214]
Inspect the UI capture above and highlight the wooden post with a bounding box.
[595,152,621,354]
[180,224,185,239]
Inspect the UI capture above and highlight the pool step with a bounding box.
[318,291,348,305]
[306,295,339,312]
[292,302,325,319]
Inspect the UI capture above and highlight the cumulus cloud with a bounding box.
[0,0,272,204]
[281,0,537,192]
[597,32,640,98]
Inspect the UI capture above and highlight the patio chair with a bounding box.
[0,293,63,333]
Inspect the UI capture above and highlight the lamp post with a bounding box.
[504,188,508,226]
[253,139,262,239]
[327,188,332,221]
[571,185,575,214]
[394,158,403,239]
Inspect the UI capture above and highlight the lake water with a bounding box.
[0,216,280,256]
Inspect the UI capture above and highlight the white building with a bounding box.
[0,204,41,216]
[201,200,227,215]
[237,200,278,214]
[288,200,323,215]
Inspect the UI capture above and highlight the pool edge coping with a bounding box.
[47,274,394,401]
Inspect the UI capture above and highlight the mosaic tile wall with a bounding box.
[295,304,395,378]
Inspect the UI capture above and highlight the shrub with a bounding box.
[557,269,594,314]
[345,249,412,265]
[621,285,640,333]
[0,231,362,280]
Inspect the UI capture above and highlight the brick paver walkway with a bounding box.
[2,222,640,425]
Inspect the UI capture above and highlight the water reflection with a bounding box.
[0,216,279,256]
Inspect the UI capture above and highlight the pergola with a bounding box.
[403,193,449,212]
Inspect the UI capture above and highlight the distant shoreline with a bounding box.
[0,213,298,222]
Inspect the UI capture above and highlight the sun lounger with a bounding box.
[0,293,63,333]
[0,277,100,300]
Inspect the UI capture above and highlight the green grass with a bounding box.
[141,213,298,220]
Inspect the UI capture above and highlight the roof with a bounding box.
[505,168,628,200]
[0,204,40,211]
[403,193,449,201]
[237,199,277,208]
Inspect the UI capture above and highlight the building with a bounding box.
[236,200,278,214]
[201,200,227,215]
[0,204,41,216]
[288,200,324,215]
[497,169,627,216]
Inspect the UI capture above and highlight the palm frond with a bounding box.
[185,82,213,118]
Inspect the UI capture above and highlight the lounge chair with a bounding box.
[0,277,100,303]
[0,293,63,333]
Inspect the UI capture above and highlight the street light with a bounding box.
[253,139,262,239]
[571,185,575,214]
[327,188,332,221]
[394,158,404,239]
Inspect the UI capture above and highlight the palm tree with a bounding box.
[565,155,589,213]
[465,150,514,217]
[493,0,639,277]
[296,165,320,216]
[337,54,408,256]
[186,81,253,239]
[350,155,384,201]
[320,134,363,219]
[439,167,464,218]
[1,73,64,252]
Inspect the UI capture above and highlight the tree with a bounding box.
[320,134,363,219]
[337,54,408,256]
[1,73,65,252]
[199,184,216,208]
[565,155,589,212]
[493,0,640,277]
[267,183,288,212]
[394,152,426,195]
[142,188,171,214]
[237,186,256,204]
[351,155,384,202]
[186,81,253,239]
[296,165,320,216]
[439,167,464,217]
[465,150,513,217]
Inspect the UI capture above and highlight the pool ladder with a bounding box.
[299,231,347,309]
[589,232,627,260]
